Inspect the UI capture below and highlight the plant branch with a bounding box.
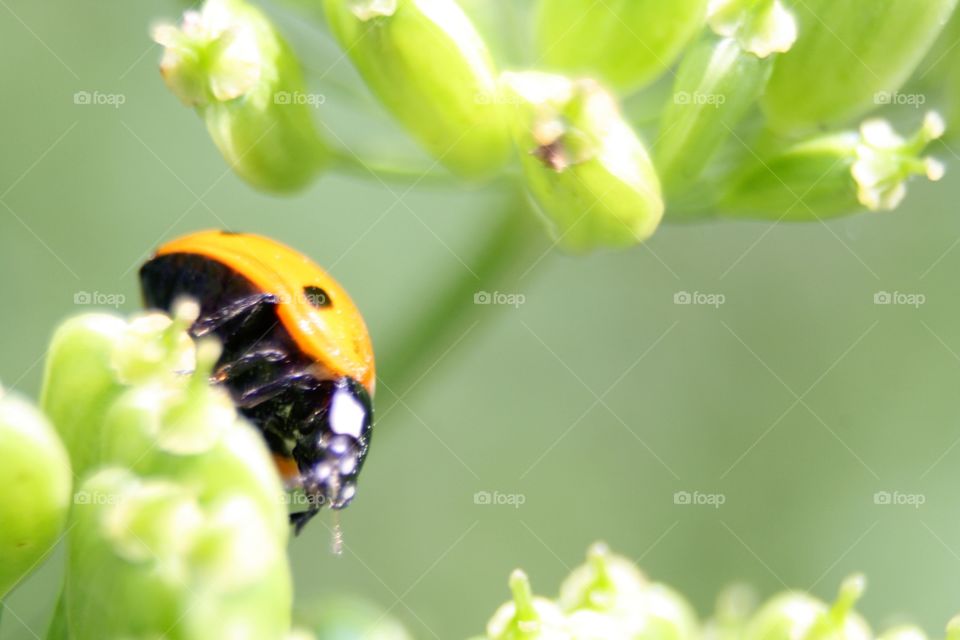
[377,190,548,412]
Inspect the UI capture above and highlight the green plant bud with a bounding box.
[558,542,647,613]
[40,313,128,474]
[762,0,958,132]
[0,389,71,600]
[502,72,664,252]
[488,569,571,640]
[720,112,945,219]
[704,584,758,640]
[636,584,701,640]
[41,303,200,476]
[154,0,328,193]
[294,596,414,640]
[947,616,960,640]
[98,340,289,541]
[66,467,292,640]
[878,626,928,640]
[745,575,870,640]
[322,0,511,179]
[707,0,797,58]
[533,0,708,92]
[111,300,198,386]
[567,609,625,640]
[656,37,773,198]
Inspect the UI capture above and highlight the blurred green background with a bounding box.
[2,1,960,639]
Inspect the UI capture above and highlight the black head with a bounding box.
[293,377,373,512]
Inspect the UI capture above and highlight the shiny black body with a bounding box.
[139,252,373,532]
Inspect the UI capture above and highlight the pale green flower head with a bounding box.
[708,0,797,58]
[154,0,267,106]
[852,112,945,211]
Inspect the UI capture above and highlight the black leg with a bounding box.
[213,347,290,383]
[192,293,279,337]
[290,508,320,535]
[235,370,321,409]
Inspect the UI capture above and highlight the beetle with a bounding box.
[139,230,374,532]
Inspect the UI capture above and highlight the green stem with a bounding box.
[378,190,548,410]
[45,592,67,640]
[330,150,459,187]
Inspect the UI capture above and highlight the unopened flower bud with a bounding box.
[502,72,664,252]
[323,0,511,179]
[745,574,870,640]
[534,0,708,92]
[720,112,945,219]
[0,388,71,599]
[657,37,773,200]
[558,542,647,613]
[488,569,570,640]
[154,0,328,192]
[762,0,957,132]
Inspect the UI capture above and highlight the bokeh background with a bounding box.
[2,1,960,639]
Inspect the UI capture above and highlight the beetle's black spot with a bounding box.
[220,229,243,236]
[303,285,331,308]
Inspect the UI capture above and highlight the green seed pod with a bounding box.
[762,0,958,133]
[707,0,797,59]
[533,0,708,92]
[487,569,570,640]
[632,584,700,640]
[656,37,773,200]
[322,0,511,179]
[947,616,960,640]
[502,72,664,252]
[40,304,198,477]
[704,584,758,640]
[0,389,71,600]
[745,575,870,640]
[558,542,647,614]
[40,313,128,475]
[65,468,292,640]
[154,0,328,193]
[567,609,624,640]
[720,112,945,219]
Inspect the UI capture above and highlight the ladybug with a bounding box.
[139,230,374,532]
